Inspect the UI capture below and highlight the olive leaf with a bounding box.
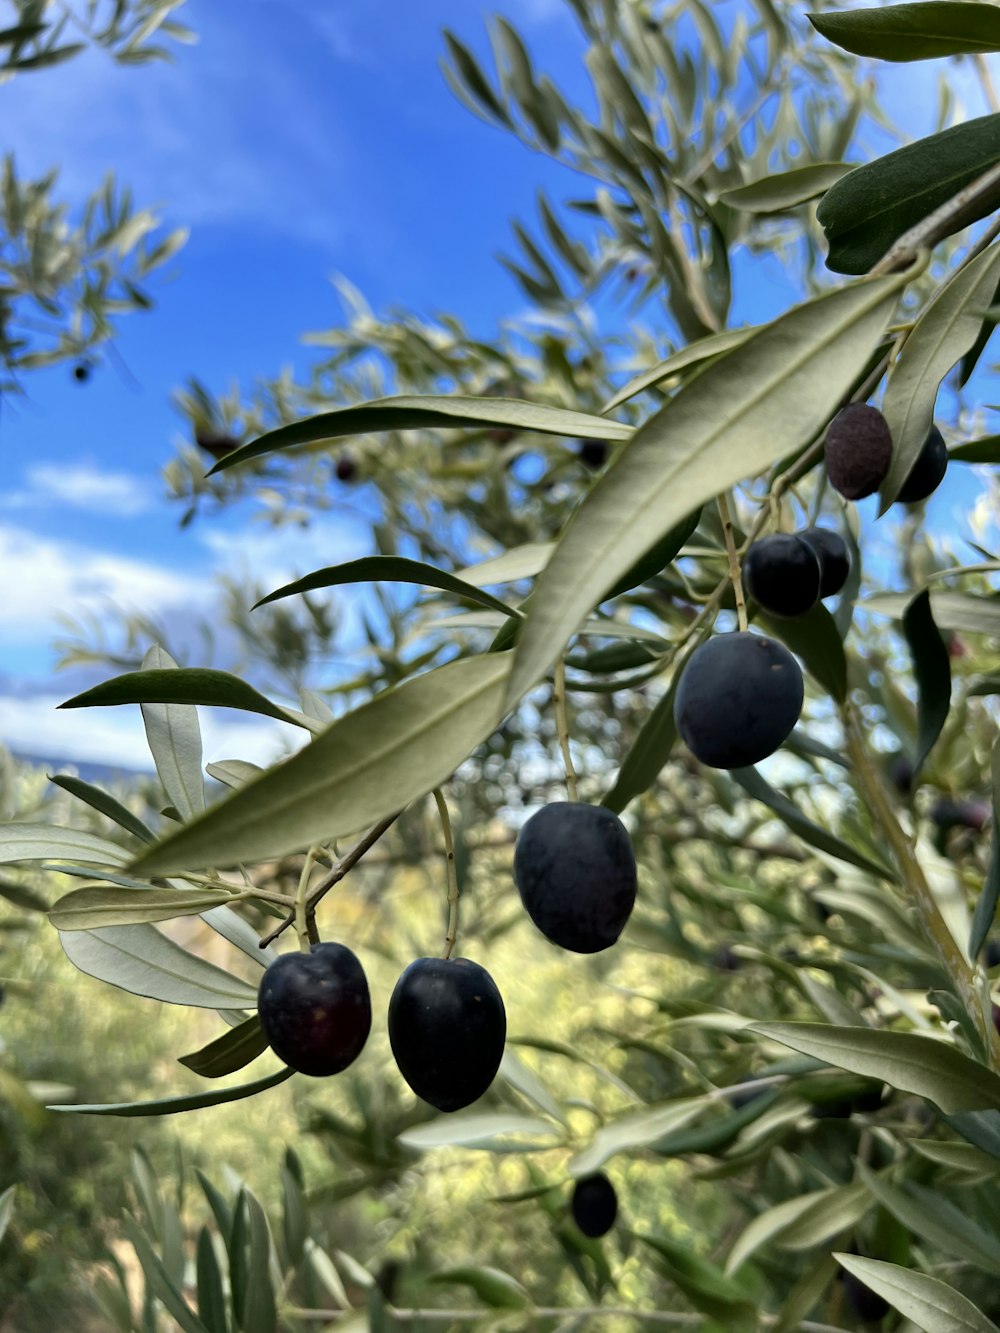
[810,2,1000,61]
[129,653,512,876]
[505,269,910,710]
[902,589,951,777]
[817,113,1000,274]
[207,395,633,475]
[833,1254,1000,1332]
[881,242,1000,509]
[718,163,852,213]
[139,646,206,822]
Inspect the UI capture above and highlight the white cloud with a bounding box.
[1,463,155,518]
[0,692,303,771]
[0,523,208,641]
[198,515,370,590]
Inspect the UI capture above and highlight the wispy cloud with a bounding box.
[0,524,208,641]
[0,691,301,772]
[0,463,155,518]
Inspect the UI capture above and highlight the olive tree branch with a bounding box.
[553,657,579,800]
[432,788,460,960]
[258,811,402,949]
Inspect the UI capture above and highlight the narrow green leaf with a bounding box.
[456,543,553,587]
[758,602,847,702]
[719,163,853,213]
[726,1181,869,1275]
[281,1156,308,1268]
[961,273,1000,385]
[569,1098,707,1177]
[123,1219,210,1333]
[140,646,205,822]
[817,113,1000,273]
[881,243,1000,509]
[638,1234,756,1328]
[206,760,263,790]
[442,30,512,127]
[208,395,632,476]
[397,1113,559,1150]
[429,1266,529,1310]
[602,677,680,815]
[48,774,155,843]
[948,1109,1000,1160]
[752,1022,1000,1112]
[970,737,1000,960]
[0,822,131,868]
[834,1254,1000,1332]
[866,590,1000,635]
[505,270,910,709]
[195,1228,227,1333]
[128,653,511,877]
[857,1165,1000,1275]
[253,556,517,619]
[810,3,1000,61]
[47,1067,292,1116]
[59,923,260,1008]
[903,589,951,776]
[731,766,895,879]
[179,1015,269,1079]
[910,1138,1000,1173]
[49,885,231,931]
[601,507,702,601]
[601,328,754,413]
[61,667,316,732]
[242,1190,277,1333]
[0,878,46,911]
[949,434,1000,462]
[0,1186,14,1246]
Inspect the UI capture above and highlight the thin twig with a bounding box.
[716,492,748,631]
[433,788,460,960]
[258,812,402,949]
[553,657,579,800]
[870,161,1000,274]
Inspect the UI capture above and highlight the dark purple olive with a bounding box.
[257,942,371,1077]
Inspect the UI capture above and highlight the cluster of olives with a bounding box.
[257,943,506,1114]
[743,525,851,619]
[824,402,948,504]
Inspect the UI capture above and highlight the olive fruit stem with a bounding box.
[295,846,321,951]
[716,492,748,632]
[432,788,460,960]
[553,658,579,801]
[258,811,402,949]
[841,700,1000,1069]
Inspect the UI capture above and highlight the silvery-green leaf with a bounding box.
[49,885,231,930]
[0,822,131,868]
[62,667,319,733]
[753,1021,1000,1112]
[569,1097,708,1176]
[48,1066,291,1117]
[601,328,753,413]
[398,1113,559,1149]
[834,1254,1000,1332]
[206,760,263,790]
[881,242,1000,510]
[208,395,633,475]
[719,163,852,213]
[456,543,554,587]
[140,646,205,822]
[865,591,1000,635]
[129,653,511,876]
[505,270,911,708]
[59,923,260,1008]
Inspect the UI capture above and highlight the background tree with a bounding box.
[0,0,190,394]
[6,1,1000,1331]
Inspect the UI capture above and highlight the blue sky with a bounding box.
[0,1,996,772]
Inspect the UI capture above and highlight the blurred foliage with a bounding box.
[0,0,190,393]
[6,0,1000,1330]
